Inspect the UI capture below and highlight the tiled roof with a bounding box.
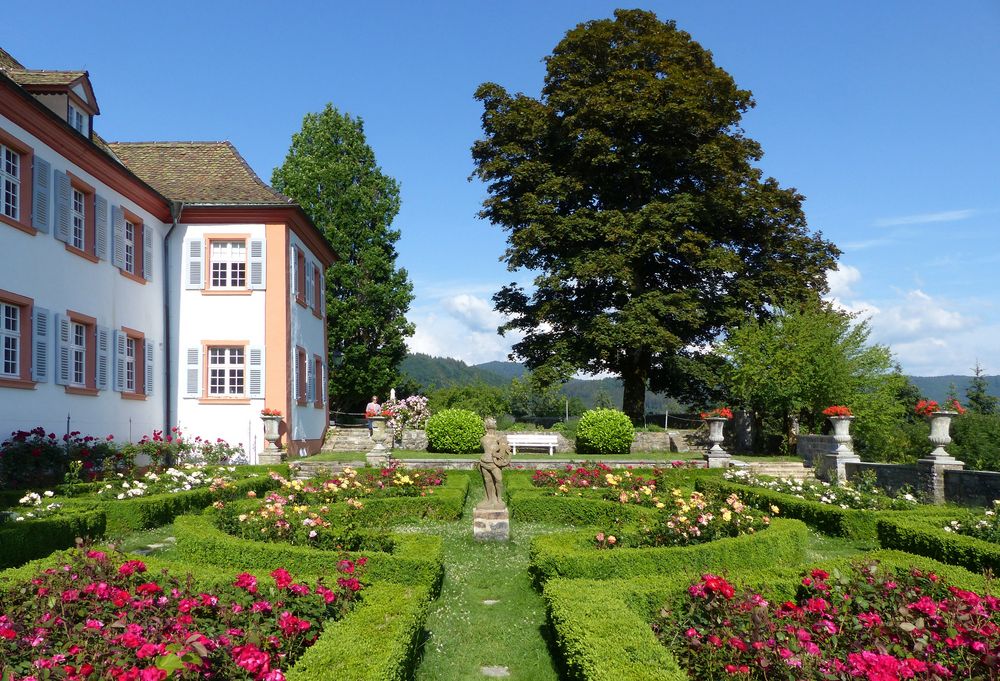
[6,69,87,87]
[106,141,292,205]
[0,47,24,71]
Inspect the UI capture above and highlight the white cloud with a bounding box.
[873,209,975,228]
[441,293,504,332]
[826,264,862,299]
[406,288,522,365]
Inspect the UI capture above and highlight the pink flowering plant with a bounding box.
[0,428,123,489]
[654,561,1000,680]
[0,548,365,680]
[533,463,658,494]
[268,465,445,503]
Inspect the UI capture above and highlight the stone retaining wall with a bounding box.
[944,469,1000,507]
[394,429,695,454]
[797,434,836,467]
[844,461,919,495]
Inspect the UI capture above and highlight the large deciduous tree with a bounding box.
[471,9,839,420]
[273,105,414,413]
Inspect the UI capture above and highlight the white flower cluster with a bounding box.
[11,490,62,521]
[723,469,917,511]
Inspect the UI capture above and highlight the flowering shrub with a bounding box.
[943,500,1000,543]
[0,549,365,680]
[944,398,967,415]
[532,463,657,494]
[269,465,445,504]
[723,469,919,511]
[655,561,1000,680]
[5,491,63,522]
[914,400,942,417]
[383,395,431,434]
[700,408,734,420]
[822,405,853,417]
[0,428,122,489]
[261,408,282,417]
[630,490,772,547]
[97,467,247,499]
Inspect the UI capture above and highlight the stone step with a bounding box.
[745,461,813,480]
[321,426,377,453]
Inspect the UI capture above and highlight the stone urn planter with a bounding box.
[819,414,859,483]
[926,411,958,462]
[260,414,284,464]
[703,417,730,468]
[366,416,390,467]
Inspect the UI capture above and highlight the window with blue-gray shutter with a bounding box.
[112,330,125,391]
[185,347,200,397]
[32,157,50,232]
[289,246,298,299]
[53,169,71,244]
[111,206,125,269]
[142,224,153,282]
[185,239,203,289]
[305,262,314,308]
[95,326,110,390]
[94,195,108,260]
[144,339,154,396]
[54,313,71,385]
[249,239,265,289]
[248,346,264,398]
[31,307,49,382]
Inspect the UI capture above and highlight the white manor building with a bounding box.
[0,47,335,461]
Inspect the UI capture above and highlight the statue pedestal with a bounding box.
[473,504,510,542]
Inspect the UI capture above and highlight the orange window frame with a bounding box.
[119,207,146,284]
[65,172,97,263]
[200,340,251,404]
[203,235,251,295]
[0,129,34,236]
[121,326,146,400]
[0,288,34,390]
[65,309,97,396]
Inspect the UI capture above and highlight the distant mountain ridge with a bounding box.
[401,354,999,410]
[401,353,680,413]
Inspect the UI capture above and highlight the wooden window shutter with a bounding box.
[144,339,154,396]
[94,195,109,260]
[313,265,323,314]
[248,346,264,398]
[32,157,51,233]
[113,330,126,392]
[95,325,110,390]
[111,206,126,269]
[184,347,200,397]
[249,238,266,289]
[289,246,298,298]
[306,355,315,403]
[185,239,203,289]
[54,313,71,385]
[142,224,153,282]
[305,261,314,308]
[54,170,72,243]
[31,307,50,382]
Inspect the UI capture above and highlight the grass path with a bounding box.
[399,486,560,681]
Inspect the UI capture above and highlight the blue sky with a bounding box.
[7,1,999,376]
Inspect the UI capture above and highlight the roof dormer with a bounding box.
[5,69,99,138]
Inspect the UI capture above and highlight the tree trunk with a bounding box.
[621,360,647,423]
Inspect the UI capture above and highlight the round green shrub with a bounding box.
[575,409,634,456]
[425,409,485,454]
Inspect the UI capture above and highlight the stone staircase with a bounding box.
[742,460,814,481]
[289,458,363,480]
[321,426,376,453]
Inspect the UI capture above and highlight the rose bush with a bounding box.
[656,560,1000,680]
[723,469,919,511]
[0,549,365,680]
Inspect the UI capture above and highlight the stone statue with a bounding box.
[478,418,511,509]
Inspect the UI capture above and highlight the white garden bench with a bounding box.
[505,433,559,456]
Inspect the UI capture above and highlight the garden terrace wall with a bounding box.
[391,429,696,454]
[56,474,280,537]
[695,478,955,540]
[877,515,1000,574]
[530,518,808,586]
[542,549,997,681]
[173,513,444,593]
[944,469,1000,508]
[0,551,431,681]
[0,509,106,569]
[796,434,835,467]
[844,461,918,495]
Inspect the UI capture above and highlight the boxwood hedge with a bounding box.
[543,549,996,681]
[695,477,955,540]
[877,515,1000,574]
[173,513,444,593]
[530,517,809,585]
[0,509,106,569]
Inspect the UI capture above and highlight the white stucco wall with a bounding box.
[169,223,269,461]
[0,114,166,442]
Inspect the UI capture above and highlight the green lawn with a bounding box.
[299,449,802,463]
[399,487,559,681]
